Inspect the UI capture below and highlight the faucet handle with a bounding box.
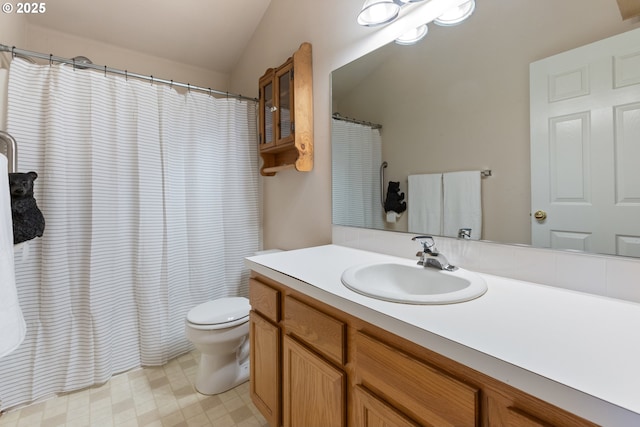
[411,235,436,252]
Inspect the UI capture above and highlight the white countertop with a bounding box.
[246,244,640,426]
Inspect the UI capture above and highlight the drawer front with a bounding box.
[355,332,479,427]
[249,278,280,323]
[283,296,345,365]
[484,392,594,427]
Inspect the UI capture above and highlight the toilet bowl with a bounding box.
[185,296,250,395]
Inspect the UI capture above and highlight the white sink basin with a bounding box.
[341,261,487,304]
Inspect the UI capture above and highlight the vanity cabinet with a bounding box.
[249,276,347,427]
[258,42,313,176]
[248,273,598,427]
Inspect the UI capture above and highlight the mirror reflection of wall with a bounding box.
[332,0,640,255]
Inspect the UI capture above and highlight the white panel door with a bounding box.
[531,28,640,257]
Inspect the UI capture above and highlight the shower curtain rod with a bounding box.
[0,44,258,103]
[332,113,382,130]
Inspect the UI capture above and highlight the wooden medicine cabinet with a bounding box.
[258,42,313,176]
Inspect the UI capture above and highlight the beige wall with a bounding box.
[0,12,27,50]
[3,0,639,251]
[229,0,428,250]
[0,13,27,130]
[232,0,639,250]
[0,17,228,100]
[20,25,229,91]
[2,0,437,252]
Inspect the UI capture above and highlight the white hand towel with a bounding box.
[0,155,26,358]
[443,171,482,239]
[408,174,442,234]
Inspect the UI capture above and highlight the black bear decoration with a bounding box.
[9,171,45,244]
[384,181,407,214]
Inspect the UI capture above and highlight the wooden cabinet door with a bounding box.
[250,311,280,427]
[353,385,421,427]
[283,335,346,427]
[259,69,276,150]
[257,43,313,175]
[274,61,294,146]
[259,59,294,150]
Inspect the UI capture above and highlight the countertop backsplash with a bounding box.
[333,225,640,304]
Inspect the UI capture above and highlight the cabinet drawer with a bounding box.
[484,391,595,427]
[283,296,345,365]
[355,332,479,427]
[249,278,280,323]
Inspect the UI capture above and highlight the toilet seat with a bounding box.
[187,297,250,330]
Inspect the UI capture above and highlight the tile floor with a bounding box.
[0,351,268,427]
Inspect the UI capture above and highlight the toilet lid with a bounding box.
[187,297,250,326]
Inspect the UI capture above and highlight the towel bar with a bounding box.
[0,131,17,173]
[380,161,388,208]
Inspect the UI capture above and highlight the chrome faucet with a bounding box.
[411,235,457,271]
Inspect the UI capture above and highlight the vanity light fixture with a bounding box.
[357,0,476,45]
[395,23,429,45]
[433,0,476,26]
[357,0,402,27]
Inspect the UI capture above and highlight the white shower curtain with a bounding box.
[0,59,260,410]
[331,119,384,229]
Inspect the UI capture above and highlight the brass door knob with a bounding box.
[534,210,547,221]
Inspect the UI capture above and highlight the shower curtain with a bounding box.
[0,59,260,410]
[331,119,384,229]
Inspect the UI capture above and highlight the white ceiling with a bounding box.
[25,0,272,73]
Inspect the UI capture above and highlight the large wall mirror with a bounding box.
[332,0,640,257]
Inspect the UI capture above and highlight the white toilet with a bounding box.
[185,296,251,395]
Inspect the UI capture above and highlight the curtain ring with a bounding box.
[208,88,212,97]
[187,83,190,93]
[49,54,53,66]
[150,75,153,85]
[11,46,15,59]
[125,70,128,81]
[104,65,107,77]
[170,80,173,89]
